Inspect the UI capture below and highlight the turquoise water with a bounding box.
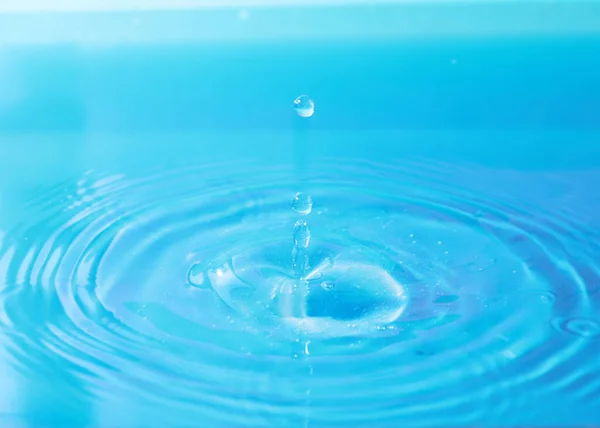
[1,3,600,427]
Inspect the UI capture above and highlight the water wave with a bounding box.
[0,158,598,426]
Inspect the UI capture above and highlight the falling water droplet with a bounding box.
[291,193,313,215]
[293,220,311,249]
[293,95,315,118]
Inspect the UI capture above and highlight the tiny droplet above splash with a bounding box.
[293,220,311,249]
[291,192,313,215]
[293,95,315,118]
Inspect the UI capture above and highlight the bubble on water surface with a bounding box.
[293,95,315,118]
[291,192,313,215]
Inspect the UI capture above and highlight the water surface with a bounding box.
[1,32,600,427]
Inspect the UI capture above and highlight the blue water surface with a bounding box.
[1,3,600,427]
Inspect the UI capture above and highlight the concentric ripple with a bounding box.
[1,158,599,426]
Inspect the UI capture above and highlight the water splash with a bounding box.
[1,159,599,427]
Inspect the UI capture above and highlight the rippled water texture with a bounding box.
[1,155,599,426]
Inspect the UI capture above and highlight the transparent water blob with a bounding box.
[293,95,315,118]
[291,192,313,215]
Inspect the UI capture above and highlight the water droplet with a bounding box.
[293,220,311,249]
[291,193,313,215]
[187,263,208,288]
[293,95,315,118]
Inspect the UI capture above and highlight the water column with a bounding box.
[291,95,315,280]
[291,194,313,279]
[291,95,315,427]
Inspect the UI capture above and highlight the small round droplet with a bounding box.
[293,220,311,249]
[293,95,315,118]
[187,263,208,288]
[291,192,313,215]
